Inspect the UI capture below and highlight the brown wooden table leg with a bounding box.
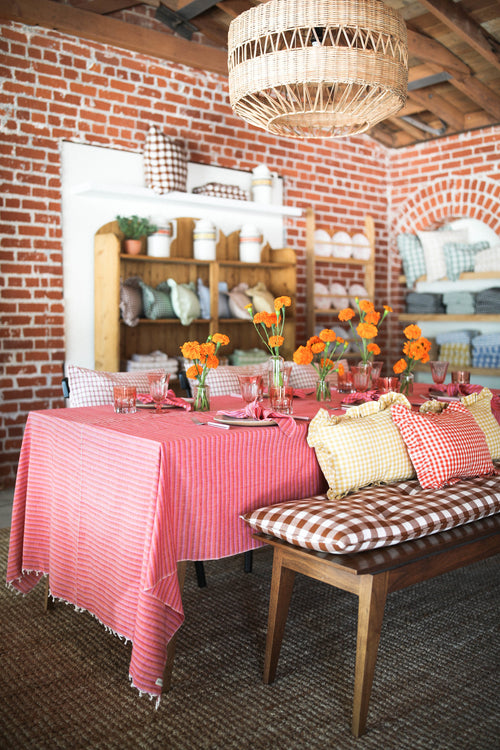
[162,560,187,692]
[352,572,389,737]
[263,547,296,684]
[43,576,54,611]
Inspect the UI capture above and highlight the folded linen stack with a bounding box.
[472,333,500,368]
[475,287,500,314]
[443,291,475,315]
[405,292,445,314]
[229,348,269,365]
[126,350,179,379]
[436,330,480,368]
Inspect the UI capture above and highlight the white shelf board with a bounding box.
[71,182,303,218]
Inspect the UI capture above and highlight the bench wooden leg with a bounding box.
[162,560,187,692]
[263,548,296,684]
[43,576,54,611]
[352,572,389,737]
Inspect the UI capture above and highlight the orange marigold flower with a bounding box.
[338,307,355,322]
[274,295,291,310]
[319,328,336,343]
[320,357,334,369]
[253,311,267,325]
[336,336,345,344]
[311,341,326,354]
[293,346,313,365]
[337,363,345,377]
[393,359,407,375]
[205,354,219,369]
[367,343,380,355]
[307,336,321,347]
[268,335,284,349]
[365,310,380,326]
[180,341,201,360]
[264,312,278,328]
[384,305,393,313]
[212,333,229,346]
[186,364,203,379]
[404,324,421,340]
[422,337,432,352]
[200,342,215,357]
[359,299,374,313]
[356,322,378,339]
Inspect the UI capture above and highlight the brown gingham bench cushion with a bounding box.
[243,472,500,555]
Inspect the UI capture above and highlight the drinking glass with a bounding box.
[238,374,263,403]
[148,372,170,413]
[429,360,448,385]
[451,370,470,385]
[113,385,137,414]
[269,385,293,415]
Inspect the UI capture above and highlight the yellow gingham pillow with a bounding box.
[461,388,500,460]
[307,393,416,499]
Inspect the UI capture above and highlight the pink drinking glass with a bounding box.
[429,361,448,385]
[148,372,170,413]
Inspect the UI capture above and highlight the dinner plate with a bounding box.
[331,230,353,259]
[214,416,277,426]
[351,232,371,260]
[136,401,176,409]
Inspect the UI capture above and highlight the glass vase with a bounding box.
[192,383,211,411]
[268,355,285,390]
[351,363,372,392]
[315,378,331,402]
[399,373,414,396]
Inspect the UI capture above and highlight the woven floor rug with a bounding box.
[1,526,499,750]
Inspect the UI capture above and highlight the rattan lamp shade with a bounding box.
[228,0,408,139]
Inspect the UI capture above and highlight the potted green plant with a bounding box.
[116,215,157,255]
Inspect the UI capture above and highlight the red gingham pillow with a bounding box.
[66,365,151,407]
[391,401,497,489]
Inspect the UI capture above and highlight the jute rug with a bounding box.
[1,527,498,750]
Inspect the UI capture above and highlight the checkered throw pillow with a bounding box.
[144,125,188,194]
[391,401,497,489]
[443,240,490,281]
[461,388,500,460]
[242,471,500,555]
[417,229,468,283]
[396,234,426,288]
[66,365,151,407]
[139,280,176,319]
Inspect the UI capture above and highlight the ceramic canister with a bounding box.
[239,224,263,263]
[193,219,217,260]
[147,219,174,258]
[251,165,273,204]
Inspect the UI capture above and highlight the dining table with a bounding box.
[6,391,331,703]
[7,382,497,704]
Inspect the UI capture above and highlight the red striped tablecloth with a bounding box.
[6,396,326,701]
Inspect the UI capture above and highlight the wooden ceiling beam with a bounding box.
[406,26,471,76]
[448,71,500,122]
[69,1,158,12]
[0,0,228,75]
[418,0,500,71]
[408,87,465,131]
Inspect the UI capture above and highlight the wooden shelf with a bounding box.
[399,271,500,285]
[314,255,372,267]
[398,314,500,322]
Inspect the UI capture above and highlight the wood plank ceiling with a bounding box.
[1,0,499,148]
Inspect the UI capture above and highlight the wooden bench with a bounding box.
[255,513,500,737]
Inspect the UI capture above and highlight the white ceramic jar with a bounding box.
[147,219,174,258]
[239,224,263,263]
[193,219,217,260]
[251,165,273,204]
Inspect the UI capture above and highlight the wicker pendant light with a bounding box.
[228,0,408,139]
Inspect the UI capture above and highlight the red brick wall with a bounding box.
[0,20,499,486]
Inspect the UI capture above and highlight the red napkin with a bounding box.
[137,390,193,411]
[216,399,297,436]
[341,390,379,405]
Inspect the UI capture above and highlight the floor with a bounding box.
[0,488,14,528]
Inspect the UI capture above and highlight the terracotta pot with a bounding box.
[124,238,142,255]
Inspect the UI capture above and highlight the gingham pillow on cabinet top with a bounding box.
[143,125,188,194]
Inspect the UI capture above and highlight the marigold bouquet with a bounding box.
[393,324,432,394]
[338,298,392,364]
[180,332,230,410]
[245,295,292,356]
[294,329,348,401]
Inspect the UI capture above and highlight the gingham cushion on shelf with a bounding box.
[391,401,497,489]
[192,182,248,201]
[66,365,152,407]
[242,470,500,555]
[143,124,188,194]
[307,393,415,499]
[417,229,468,283]
[443,240,490,281]
[438,342,471,367]
[396,233,426,288]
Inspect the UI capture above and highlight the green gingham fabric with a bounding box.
[443,240,490,281]
[139,280,176,319]
[396,234,426,288]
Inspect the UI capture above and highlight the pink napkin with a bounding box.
[341,390,379,405]
[292,388,316,398]
[137,390,193,411]
[431,384,500,426]
[216,399,297,436]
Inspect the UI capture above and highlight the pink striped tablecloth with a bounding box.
[6,395,327,701]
